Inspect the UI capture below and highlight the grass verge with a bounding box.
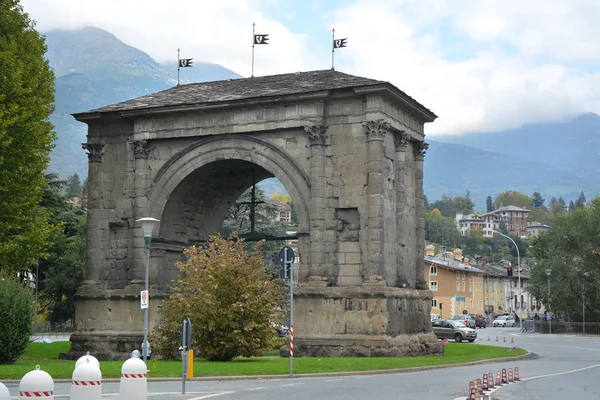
[0,342,527,380]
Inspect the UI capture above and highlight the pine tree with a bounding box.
[486,196,493,212]
[575,191,587,209]
[531,192,545,208]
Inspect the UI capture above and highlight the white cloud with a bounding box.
[20,0,600,134]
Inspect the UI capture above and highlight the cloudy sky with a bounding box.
[21,0,600,135]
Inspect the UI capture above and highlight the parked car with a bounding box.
[432,319,477,343]
[451,315,476,328]
[431,313,441,321]
[492,315,516,327]
[469,314,487,328]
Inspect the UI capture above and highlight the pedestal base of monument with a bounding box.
[293,286,443,357]
[66,331,144,361]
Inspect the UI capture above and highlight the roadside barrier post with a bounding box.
[0,382,10,400]
[482,373,489,390]
[119,358,147,400]
[495,371,502,386]
[514,367,521,381]
[488,372,494,388]
[75,352,100,369]
[508,367,514,382]
[71,360,102,400]
[19,366,54,400]
[501,368,508,384]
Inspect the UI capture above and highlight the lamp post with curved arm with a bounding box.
[493,230,522,330]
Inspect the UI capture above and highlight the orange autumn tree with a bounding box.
[151,234,286,361]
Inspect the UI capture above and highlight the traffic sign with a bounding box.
[279,246,294,267]
[140,290,149,309]
[548,295,553,305]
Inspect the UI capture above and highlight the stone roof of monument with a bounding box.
[74,69,436,121]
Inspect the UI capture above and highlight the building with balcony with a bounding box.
[491,205,530,238]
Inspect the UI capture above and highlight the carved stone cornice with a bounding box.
[395,131,410,151]
[130,139,150,159]
[363,119,390,140]
[305,125,328,146]
[413,141,429,160]
[82,142,105,163]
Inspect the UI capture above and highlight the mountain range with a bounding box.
[43,27,599,210]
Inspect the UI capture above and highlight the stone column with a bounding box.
[362,120,390,286]
[394,131,411,287]
[413,141,429,289]
[305,124,329,286]
[131,140,151,284]
[81,142,105,285]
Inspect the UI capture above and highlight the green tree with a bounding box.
[574,191,587,209]
[0,278,35,364]
[548,196,566,216]
[568,200,576,212]
[452,196,475,216]
[0,0,56,275]
[151,235,286,361]
[424,212,460,248]
[222,186,276,234]
[528,198,600,322]
[429,194,453,217]
[531,192,545,208]
[486,196,493,212]
[36,173,86,323]
[461,226,484,256]
[65,173,82,198]
[494,190,532,209]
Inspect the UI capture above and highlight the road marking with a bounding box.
[325,378,344,382]
[279,382,304,387]
[187,391,237,399]
[245,387,267,391]
[453,363,600,400]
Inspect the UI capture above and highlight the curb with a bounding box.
[0,351,533,384]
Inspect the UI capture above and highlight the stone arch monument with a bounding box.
[71,69,443,359]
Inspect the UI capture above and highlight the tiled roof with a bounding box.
[424,255,486,274]
[73,69,436,120]
[493,205,530,213]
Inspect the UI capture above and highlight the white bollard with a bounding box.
[70,359,102,400]
[0,382,10,400]
[119,357,147,400]
[19,365,54,400]
[75,352,100,369]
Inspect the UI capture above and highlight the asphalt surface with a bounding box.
[3,327,600,399]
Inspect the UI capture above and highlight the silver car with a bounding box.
[432,319,478,343]
[451,315,477,328]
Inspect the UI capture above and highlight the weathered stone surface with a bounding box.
[72,69,438,359]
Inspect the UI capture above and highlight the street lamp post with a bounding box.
[493,230,522,330]
[545,268,552,334]
[137,217,160,363]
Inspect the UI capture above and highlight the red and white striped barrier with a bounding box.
[19,366,54,400]
[119,357,147,400]
[290,325,294,357]
[71,359,102,400]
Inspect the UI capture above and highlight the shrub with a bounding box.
[151,234,286,361]
[0,279,35,364]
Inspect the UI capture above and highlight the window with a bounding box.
[468,282,473,292]
[430,265,437,275]
[430,281,438,291]
[456,271,460,279]
[470,299,473,308]
[456,281,460,291]
[462,281,465,291]
[462,272,466,279]
[493,281,497,291]
[432,299,438,308]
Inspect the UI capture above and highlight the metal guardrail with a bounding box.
[33,321,74,334]
[522,320,600,335]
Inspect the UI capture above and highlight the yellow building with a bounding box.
[424,246,486,319]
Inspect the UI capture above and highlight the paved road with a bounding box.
[4,327,600,399]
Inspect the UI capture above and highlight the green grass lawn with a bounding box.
[0,342,527,380]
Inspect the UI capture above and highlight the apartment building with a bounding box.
[424,246,485,319]
[455,205,530,238]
